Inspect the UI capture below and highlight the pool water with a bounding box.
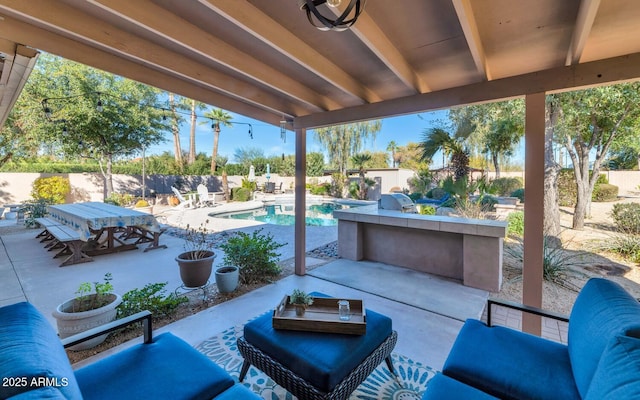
[218,202,355,226]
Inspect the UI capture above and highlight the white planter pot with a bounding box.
[215,266,239,294]
[52,293,122,350]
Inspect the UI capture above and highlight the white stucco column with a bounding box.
[294,127,307,276]
[523,92,546,335]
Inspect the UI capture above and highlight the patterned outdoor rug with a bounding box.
[195,325,437,400]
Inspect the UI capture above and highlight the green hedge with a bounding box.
[489,177,523,196]
[592,183,619,202]
[231,187,251,202]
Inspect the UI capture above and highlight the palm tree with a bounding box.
[419,127,471,181]
[186,99,207,164]
[168,93,183,168]
[216,155,230,201]
[386,140,398,167]
[200,108,232,174]
[351,152,372,200]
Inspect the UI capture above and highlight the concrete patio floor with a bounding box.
[0,204,566,375]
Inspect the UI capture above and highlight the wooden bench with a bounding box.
[35,217,62,244]
[46,225,93,267]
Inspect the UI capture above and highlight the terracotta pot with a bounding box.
[176,250,215,288]
[52,293,122,350]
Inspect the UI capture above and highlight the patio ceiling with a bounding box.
[0,0,640,131]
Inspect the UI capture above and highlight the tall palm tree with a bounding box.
[200,108,232,174]
[185,99,207,164]
[168,93,183,167]
[386,140,398,167]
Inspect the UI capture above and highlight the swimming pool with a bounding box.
[216,201,359,226]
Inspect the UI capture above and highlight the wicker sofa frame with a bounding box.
[237,330,398,400]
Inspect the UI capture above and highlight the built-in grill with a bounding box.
[378,193,417,213]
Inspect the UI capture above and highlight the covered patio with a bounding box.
[2,2,639,333]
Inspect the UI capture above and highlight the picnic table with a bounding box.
[45,202,166,263]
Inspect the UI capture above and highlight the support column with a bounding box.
[523,93,545,335]
[294,127,307,276]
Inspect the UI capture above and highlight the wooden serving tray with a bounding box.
[272,295,366,335]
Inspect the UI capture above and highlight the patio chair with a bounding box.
[171,186,194,209]
[197,184,218,207]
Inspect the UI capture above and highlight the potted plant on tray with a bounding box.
[290,289,314,317]
[175,222,215,288]
[52,273,122,350]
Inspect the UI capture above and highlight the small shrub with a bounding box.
[598,234,640,264]
[611,203,640,234]
[309,183,330,196]
[489,177,523,197]
[220,228,285,284]
[426,187,447,200]
[507,211,525,237]
[480,195,498,211]
[117,282,188,319]
[135,199,150,207]
[31,176,71,204]
[510,188,525,203]
[407,192,422,201]
[592,183,618,202]
[419,205,436,215]
[232,187,251,202]
[105,192,135,206]
[505,236,586,284]
[22,198,52,228]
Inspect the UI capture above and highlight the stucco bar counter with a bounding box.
[333,207,507,292]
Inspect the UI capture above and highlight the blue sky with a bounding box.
[146,109,450,165]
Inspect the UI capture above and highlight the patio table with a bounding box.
[46,202,165,256]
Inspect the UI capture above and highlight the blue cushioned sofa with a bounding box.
[0,302,259,400]
[423,278,640,399]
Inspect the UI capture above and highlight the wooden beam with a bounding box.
[294,127,307,276]
[295,51,640,129]
[452,0,490,80]
[200,0,382,104]
[333,5,430,93]
[0,0,308,117]
[90,0,335,113]
[522,92,545,336]
[565,0,601,66]
[0,15,284,126]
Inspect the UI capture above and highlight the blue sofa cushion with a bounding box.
[0,302,83,400]
[568,278,640,397]
[243,304,392,392]
[5,386,68,399]
[443,319,580,400]
[585,335,640,399]
[75,332,234,400]
[422,373,499,400]
[213,383,261,399]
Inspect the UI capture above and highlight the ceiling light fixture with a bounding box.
[299,0,365,31]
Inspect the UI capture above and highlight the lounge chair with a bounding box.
[196,184,218,207]
[171,186,194,209]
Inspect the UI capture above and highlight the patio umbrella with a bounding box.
[266,163,271,182]
[248,165,256,182]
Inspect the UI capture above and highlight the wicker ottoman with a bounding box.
[237,305,397,400]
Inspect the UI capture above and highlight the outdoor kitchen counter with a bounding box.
[333,208,507,292]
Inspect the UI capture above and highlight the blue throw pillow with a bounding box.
[585,335,640,400]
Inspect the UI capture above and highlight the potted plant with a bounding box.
[289,289,314,317]
[218,229,285,293]
[175,222,215,288]
[52,273,122,350]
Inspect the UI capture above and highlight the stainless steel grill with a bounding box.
[378,193,416,213]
